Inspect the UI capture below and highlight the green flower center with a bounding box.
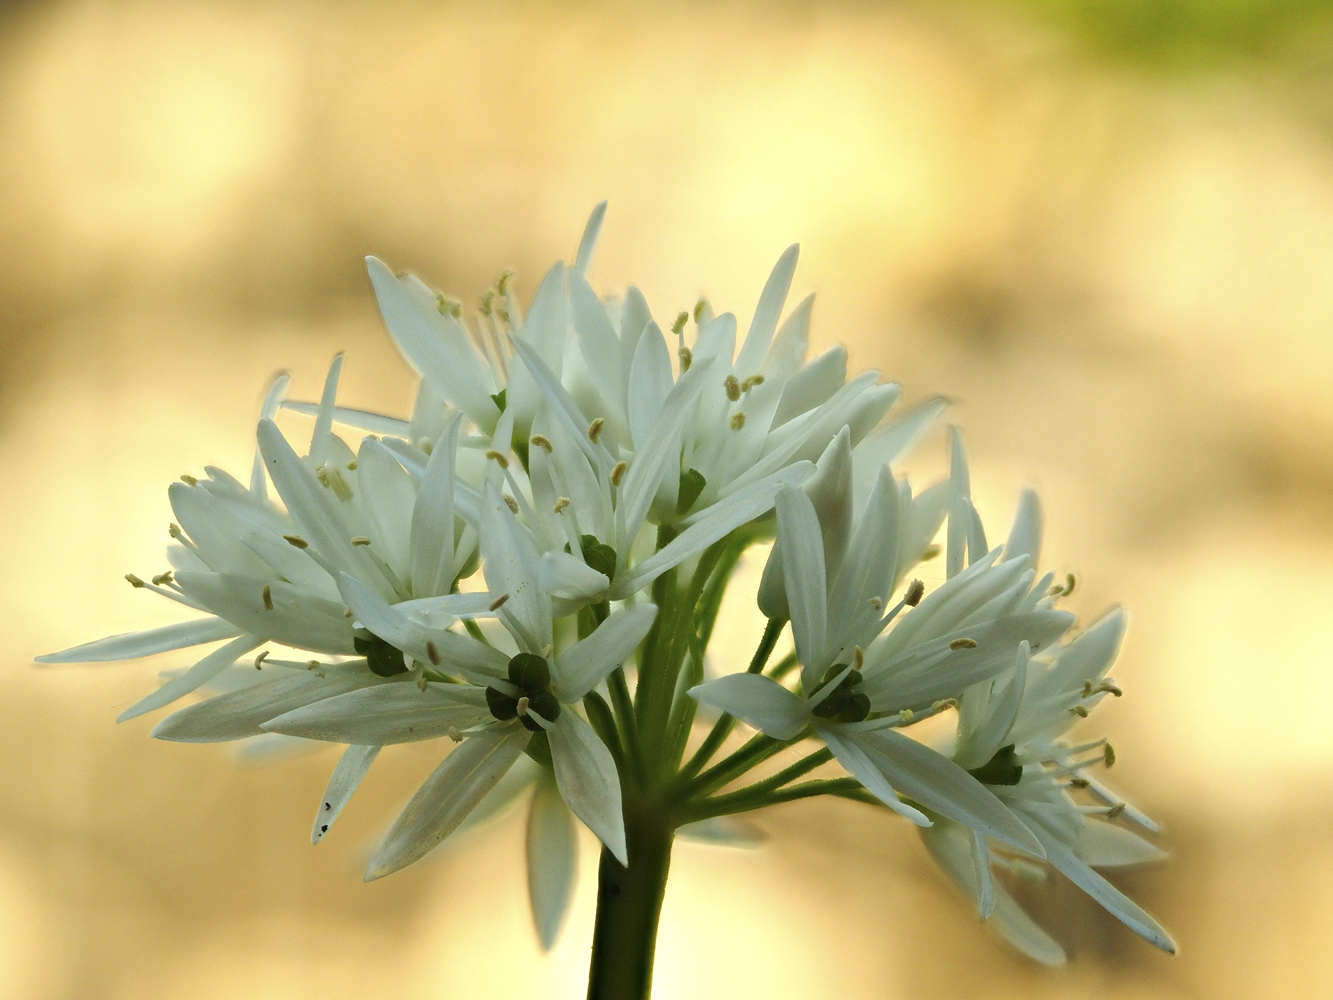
[488,652,562,731]
[966,744,1024,786]
[810,664,871,723]
[354,633,410,677]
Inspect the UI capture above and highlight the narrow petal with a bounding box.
[820,725,929,826]
[1041,837,1177,953]
[36,617,242,664]
[1076,818,1167,867]
[990,881,1068,966]
[540,550,610,603]
[527,771,579,950]
[688,674,808,740]
[548,710,627,864]
[280,400,412,438]
[676,816,767,848]
[735,243,799,376]
[366,724,531,880]
[410,412,463,598]
[851,396,948,507]
[480,481,552,651]
[251,372,290,497]
[556,603,658,701]
[1003,488,1043,568]
[263,682,492,744]
[954,641,1029,769]
[308,353,345,468]
[775,486,827,688]
[573,200,608,278]
[176,571,356,654]
[117,634,264,723]
[627,320,673,452]
[312,744,381,844]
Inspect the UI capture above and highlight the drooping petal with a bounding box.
[989,881,1067,966]
[548,710,627,865]
[555,603,658,701]
[262,682,492,744]
[36,617,242,664]
[117,634,264,723]
[688,674,809,740]
[365,724,531,880]
[527,771,579,950]
[311,743,381,844]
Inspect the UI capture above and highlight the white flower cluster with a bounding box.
[41,204,1172,961]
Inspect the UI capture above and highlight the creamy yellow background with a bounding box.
[2,1,1331,997]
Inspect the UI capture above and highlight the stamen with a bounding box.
[867,596,883,611]
[1099,680,1123,697]
[678,346,693,372]
[1068,777,1090,789]
[1065,572,1076,596]
[346,460,358,470]
[904,579,925,606]
[343,608,353,618]
[479,290,495,317]
[1106,802,1126,820]
[307,660,320,671]
[693,299,706,322]
[730,412,746,430]
[1068,704,1089,718]
[503,495,519,514]
[672,311,689,335]
[497,269,514,295]
[723,375,741,402]
[262,585,274,611]
[351,536,371,546]
[611,461,628,487]
[485,449,509,469]
[489,593,511,611]
[1104,742,1116,767]
[516,695,530,716]
[853,646,864,670]
[426,640,441,665]
[950,638,978,650]
[125,574,146,588]
[284,534,309,549]
[587,418,605,443]
[446,727,463,742]
[180,474,198,486]
[417,675,429,692]
[152,572,174,586]
[168,523,185,540]
[253,651,268,670]
[553,497,570,514]
[530,434,553,453]
[900,708,915,723]
[740,374,765,392]
[436,292,462,318]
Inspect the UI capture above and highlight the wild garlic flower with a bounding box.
[920,490,1176,962]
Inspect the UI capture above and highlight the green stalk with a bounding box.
[686,747,833,820]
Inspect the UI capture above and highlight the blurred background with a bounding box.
[3,0,1333,997]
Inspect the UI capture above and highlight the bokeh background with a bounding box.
[3,0,1333,997]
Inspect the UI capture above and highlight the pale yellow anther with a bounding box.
[1104,742,1117,767]
[904,579,925,606]
[1099,680,1123,697]
[950,638,978,650]
[1106,802,1126,820]
[679,346,693,372]
[417,675,429,692]
[346,460,358,471]
[307,660,320,671]
[485,449,510,469]
[253,651,269,670]
[920,544,941,561]
[426,640,441,665]
[343,608,353,618]
[672,311,689,335]
[262,585,274,611]
[611,461,628,487]
[1069,776,1091,789]
[503,495,519,513]
[900,708,915,723]
[1082,679,1096,698]
[351,536,371,546]
[516,695,530,716]
[125,574,146,588]
[693,299,706,323]
[730,412,746,430]
[541,644,553,659]
[168,522,184,540]
[497,269,515,295]
[284,534,309,549]
[447,726,463,742]
[723,375,741,402]
[479,289,495,316]
[553,497,570,514]
[587,418,605,443]
[1069,704,1089,718]
[740,374,765,392]
[152,571,174,586]
[436,292,462,318]
[867,596,883,611]
[530,434,553,453]
[180,474,198,486]
[853,646,864,670]
[1065,572,1077,596]
[489,593,511,611]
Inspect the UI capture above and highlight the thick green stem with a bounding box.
[586,812,675,1000]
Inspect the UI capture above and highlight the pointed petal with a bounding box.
[312,744,381,844]
[117,634,264,722]
[262,682,492,744]
[527,771,579,950]
[954,641,1029,769]
[176,571,356,654]
[1041,837,1177,953]
[366,724,530,879]
[251,373,290,496]
[556,603,657,701]
[627,320,674,452]
[676,816,768,848]
[851,396,948,506]
[481,481,552,651]
[990,881,1068,966]
[549,709,627,864]
[1003,488,1043,568]
[573,200,608,278]
[775,486,828,687]
[689,674,808,739]
[1076,818,1167,867]
[820,725,929,825]
[410,412,463,598]
[735,244,799,376]
[540,550,610,602]
[36,617,242,664]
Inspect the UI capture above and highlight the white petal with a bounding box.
[688,674,808,740]
[540,550,610,602]
[851,396,948,508]
[772,345,846,428]
[176,571,356,654]
[480,481,552,651]
[1040,837,1177,953]
[556,603,658,701]
[117,634,264,722]
[36,617,242,664]
[262,682,492,743]
[1076,818,1167,867]
[827,464,900,644]
[280,400,412,438]
[356,437,417,581]
[676,816,767,848]
[820,725,929,826]
[954,641,1029,770]
[775,486,828,688]
[627,320,674,452]
[312,744,381,844]
[410,412,463,598]
[990,881,1068,966]
[573,200,607,278]
[970,828,996,920]
[763,292,813,380]
[366,724,531,880]
[854,728,1044,857]
[527,771,579,950]
[152,666,382,743]
[251,372,290,496]
[569,274,627,418]
[735,243,799,376]
[308,354,345,468]
[548,710,627,864]
[1003,488,1043,568]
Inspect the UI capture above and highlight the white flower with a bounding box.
[690,430,1070,855]
[920,489,1177,962]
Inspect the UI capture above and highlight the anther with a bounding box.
[950,638,978,650]
[516,695,530,716]
[530,434,553,453]
[262,585,274,611]
[489,593,511,611]
[125,574,146,588]
[152,572,174,586]
[503,495,519,513]
[867,596,883,611]
[730,412,746,430]
[1104,743,1116,767]
[426,640,440,665]
[497,269,515,295]
[284,535,309,548]
[740,374,765,392]
[254,651,268,670]
[904,579,925,606]
[485,449,509,468]
[446,727,463,742]
[417,675,429,692]
[307,660,320,670]
[1069,777,1090,789]
[351,536,371,546]
[611,461,628,487]
[346,460,358,470]
[672,311,689,335]
[1099,680,1123,697]
[1068,704,1089,718]
[542,644,553,659]
[1082,679,1096,698]
[479,290,495,316]
[180,474,198,486]
[587,418,605,443]
[900,708,915,723]
[168,523,185,540]
[436,293,462,318]
[724,375,741,402]
[1064,572,1076,596]
[343,608,353,618]
[1106,802,1126,820]
[679,346,693,372]
[553,497,570,514]
[921,544,940,560]
[853,646,864,670]
[693,299,706,322]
